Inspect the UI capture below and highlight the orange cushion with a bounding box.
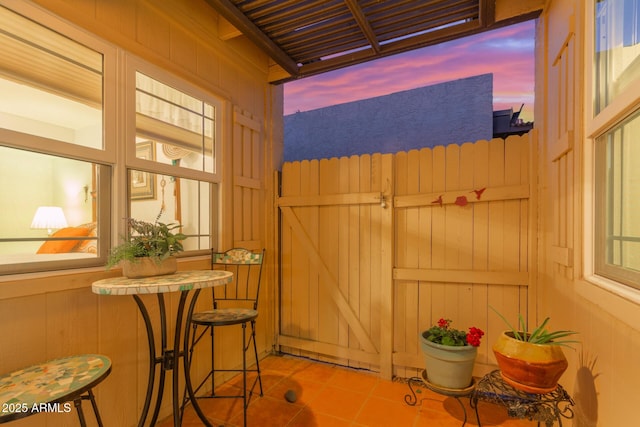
[36,226,92,254]
[71,222,97,254]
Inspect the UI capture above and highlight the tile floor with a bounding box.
[159,354,536,427]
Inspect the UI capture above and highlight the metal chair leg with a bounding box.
[250,320,263,396]
[211,325,216,396]
[242,322,248,427]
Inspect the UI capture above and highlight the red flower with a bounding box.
[438,318,450,328]
[426,318,483,347]
[466,327,485,347]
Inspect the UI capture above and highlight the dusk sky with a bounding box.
[284,20,535,122]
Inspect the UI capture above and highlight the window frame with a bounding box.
[123,55,223,256]
[125,55,223,184]
[0,1,116,276]
[584,0,640,304]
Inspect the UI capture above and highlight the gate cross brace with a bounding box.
[280,206,378,354]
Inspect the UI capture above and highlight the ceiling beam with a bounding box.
[218,16,242,41]
[479,0,496,27]
[344,0,381,53]
[204,0,299,76]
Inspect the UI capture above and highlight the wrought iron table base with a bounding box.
[92,270,233,427]
[133,292,189,427]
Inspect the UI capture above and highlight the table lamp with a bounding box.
[30,206,68,235]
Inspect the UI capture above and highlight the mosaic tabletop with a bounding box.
[0,354,111,421]
[92,269,233,295]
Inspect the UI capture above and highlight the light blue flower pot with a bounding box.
[419,331,477,389]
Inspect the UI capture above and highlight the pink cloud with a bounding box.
[285,20,535,121]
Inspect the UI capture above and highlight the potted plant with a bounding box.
[106,218,186,278]
[420,318,484,389]
[491,308,579,393]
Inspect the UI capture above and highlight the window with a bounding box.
[594,112,640,289]
[592,0,640,290]
[0,3,222,275]
[135,73,216,173]
[0,4,113,275]
[127,61,221,254]
[595,0,640,113]
[0,5,103,148]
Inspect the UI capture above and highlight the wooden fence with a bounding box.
[277,134,533,379]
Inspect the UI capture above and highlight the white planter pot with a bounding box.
[419,331,477,389]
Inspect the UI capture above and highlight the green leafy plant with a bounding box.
[490,306,579,348]
[424,318,484,347]
[106,218,186,269]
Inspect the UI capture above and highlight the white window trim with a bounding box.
[124,54,223,183]
[581,0,640,326]
[0,0,119,162]
[120,54,224,254]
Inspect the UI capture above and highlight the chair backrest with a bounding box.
[210,248,265,310]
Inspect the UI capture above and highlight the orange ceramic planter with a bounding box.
[492,331,568,394]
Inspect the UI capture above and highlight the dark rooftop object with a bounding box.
[493,104,534,139]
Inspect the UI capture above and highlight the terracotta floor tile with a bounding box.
[370,378,413,401]
[327,366,379,394]
[265,375,326,407]
[253,372,288,395]
[289,360,338,384]
[354,395,418,427]
[232,395,302,427]
[289,407,352,427]
[416,408,471,427]
[223,371,263,393]
[158,355,546,427]
[177,404,221,427]
[371,377,446,408]
[259,354,308,374]
[190,383,246,423]
[305,384,368,420]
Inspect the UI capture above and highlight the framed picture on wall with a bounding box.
[131,141,156,200]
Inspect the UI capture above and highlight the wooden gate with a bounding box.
[277,135,533,379]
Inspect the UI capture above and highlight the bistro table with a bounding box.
[0,354,111,426]
[92,270,232,427]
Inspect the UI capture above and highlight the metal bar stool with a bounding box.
[183,248,265,427]
[0,354,111,426]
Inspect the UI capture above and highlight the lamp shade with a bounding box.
[31,206,68,233]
